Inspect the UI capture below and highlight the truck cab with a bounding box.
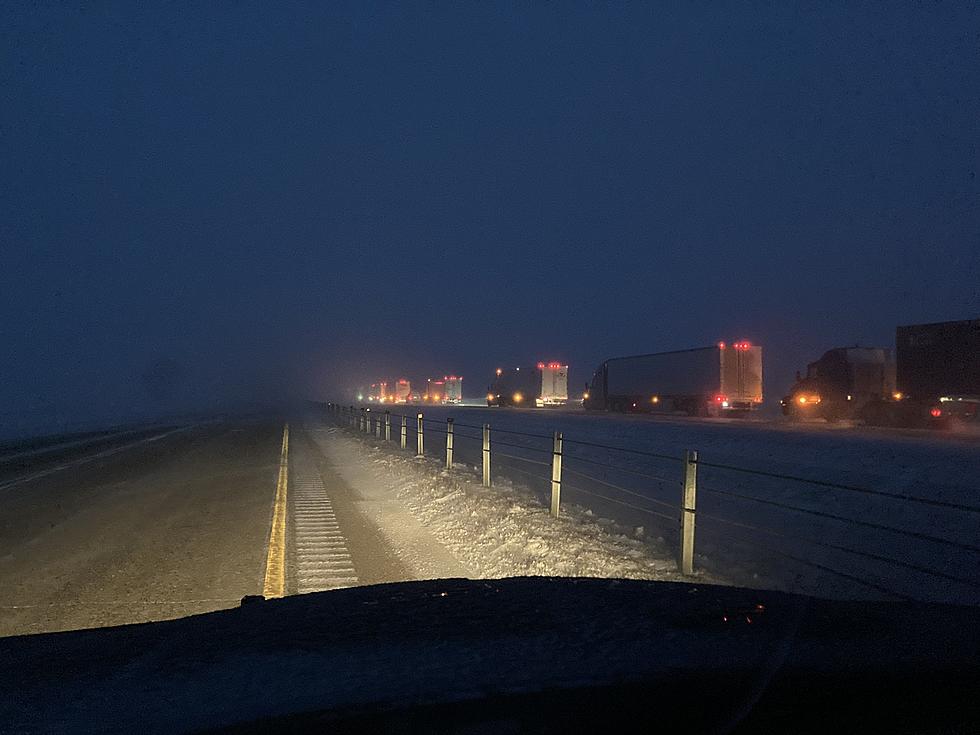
[782,347,895,421]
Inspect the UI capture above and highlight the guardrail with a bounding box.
[324,402,980,603]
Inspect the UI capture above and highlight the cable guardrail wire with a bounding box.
[491,438,553,455]
[562,465,678,511]
[697,510,980,589]
[487,426,554,441]
[563,451,681,485]
[493,451,552,468]
[703,523,916,602]
[324,400,978,601]
[562,437,684,463]
[699,484,980,553]
[444,419,485,431]
[695,458,980,515]
[562,481,677,523]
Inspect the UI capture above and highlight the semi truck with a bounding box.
[782,319,979,426]
[487,363,568,407]
[583,342,763,415]
[424,376,463,404]
[382,379,411,404]
[443,375,463,404]
[779,347,896,421]
[424,379,445,403]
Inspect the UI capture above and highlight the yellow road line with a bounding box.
[262,424,289,598]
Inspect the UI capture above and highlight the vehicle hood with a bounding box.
[1,577,977,733]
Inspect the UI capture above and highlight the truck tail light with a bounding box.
[930,407,942,418]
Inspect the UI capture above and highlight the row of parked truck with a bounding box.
[485,344,765,418]
[489,319,976,427]
[359,318,977,428]
[363,376,463,405]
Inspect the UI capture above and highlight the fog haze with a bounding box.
[2,2,977,437]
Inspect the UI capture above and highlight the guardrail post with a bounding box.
[550,431,563,517]
[400,415,407,449]
[680,450,698,575]
[445,418,454,469]
[376,413,382,438]
[482,424,491,487]
[384,411,391,441]
[360,408,366,432]
[416,412,424,456]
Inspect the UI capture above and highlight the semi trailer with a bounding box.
[487,363,568,407]
[782,319,979,426]
[424,376,463,404]
[584,342,763,415]
[443,375,463,404]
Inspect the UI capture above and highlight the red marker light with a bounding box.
[930,407,942,418]
[537,362,545,369]
[718,342,726,349]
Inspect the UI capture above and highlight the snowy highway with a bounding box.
[2,406,976,640]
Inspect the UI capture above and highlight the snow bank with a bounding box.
[309,420,695,584]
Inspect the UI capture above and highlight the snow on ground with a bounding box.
[324,406,980,606]
[308,419,693,585]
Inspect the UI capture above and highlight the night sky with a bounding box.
[2,3,978,436]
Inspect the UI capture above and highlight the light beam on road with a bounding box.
[262,424,289,598]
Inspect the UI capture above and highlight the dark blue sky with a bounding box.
[2,2,978,434]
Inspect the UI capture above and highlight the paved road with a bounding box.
[5,406,976,639]
[0,416,418,638]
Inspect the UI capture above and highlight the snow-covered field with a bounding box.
[332,406,980,605]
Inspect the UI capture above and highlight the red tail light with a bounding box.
[930,407,942,418]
